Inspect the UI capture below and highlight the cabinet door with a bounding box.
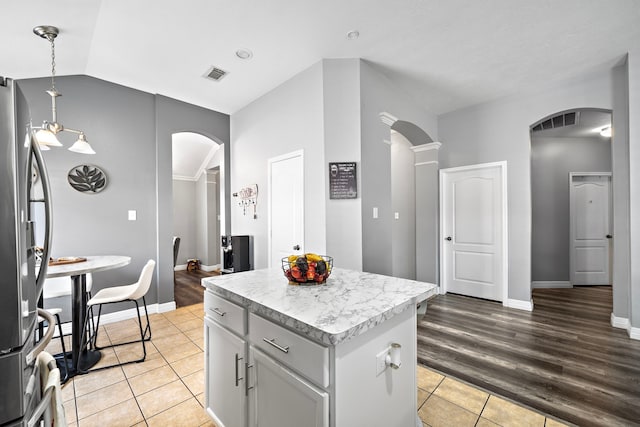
[249,346,328,427]
[205,317,247,427]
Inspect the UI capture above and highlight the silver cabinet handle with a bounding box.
[245,363,254,396]
[212,308,226,317]
[263,337,290,353]
[235,353,243,386]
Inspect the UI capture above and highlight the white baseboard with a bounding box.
[531,281,572,289]
[610,313,640,341]
[504,298,533,311]
[157,301,177,313]
[174,263,220,272]
[201,264,221,272]
[53,301,178,337]
[611,313,630,329]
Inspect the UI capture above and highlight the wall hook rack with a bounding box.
[234,184,258,218]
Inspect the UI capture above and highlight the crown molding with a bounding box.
[411,141,442,152]
[379,112,398,127]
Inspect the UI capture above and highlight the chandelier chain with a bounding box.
[50,38,56,90]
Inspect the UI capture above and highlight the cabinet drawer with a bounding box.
[204,291,247,335]
[249,313,329,388]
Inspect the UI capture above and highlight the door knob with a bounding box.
[606,234,613,239]
[293,245,301,250]
[445,236,452,241]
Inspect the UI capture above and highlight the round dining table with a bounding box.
[46,255,131,379]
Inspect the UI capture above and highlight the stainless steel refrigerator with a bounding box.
[0,77,54,426]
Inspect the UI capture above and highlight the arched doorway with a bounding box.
[380,113,440,282]
[172,131,224,306]
[530,108,614,303]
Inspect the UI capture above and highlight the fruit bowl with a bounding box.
[282,254,333,285]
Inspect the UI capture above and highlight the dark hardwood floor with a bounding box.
[174,269,220,307]
[418,286,640,427]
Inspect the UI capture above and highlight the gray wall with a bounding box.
[206,170,220,266]
[531,135,612,282]
[230,62,326,268]
[612,61,631,321]
[172,179,196,265]
[415,146,440,284]
[390,132,416,279]
[19,75,230,312]
[359,61,438,276]
[172,171,220,268]
[195,173,207,264]
[628,49,640,331]
[322,59,363,270]
[438,68,619,305]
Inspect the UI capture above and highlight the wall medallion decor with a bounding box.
[67,164,107,193]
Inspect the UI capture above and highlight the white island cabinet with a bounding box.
[203,268,437,427]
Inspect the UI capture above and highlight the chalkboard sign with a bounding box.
[329,162,357,199]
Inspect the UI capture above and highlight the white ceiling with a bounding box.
[3,1,640,116]
[172,132,219,179]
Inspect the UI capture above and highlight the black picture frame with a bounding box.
[329,162,357,199]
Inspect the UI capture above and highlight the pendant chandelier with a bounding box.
[33,25,95,154]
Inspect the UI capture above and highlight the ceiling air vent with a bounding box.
[205,66,228,82]
[532,111,579,132]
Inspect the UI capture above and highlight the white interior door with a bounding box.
[440,162,507,302]
[569,173,612,285]
[269,151,304,269]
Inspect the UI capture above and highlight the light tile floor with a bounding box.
[416,366,572,427]
[46,303,572,426]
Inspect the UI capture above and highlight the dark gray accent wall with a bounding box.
[155,95,229,304]
[18,76,230,311]
[531,135,611,282]
[18,75,158,312]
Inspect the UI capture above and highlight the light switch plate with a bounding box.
[128,210,137,221]
[394,212,399,220]
[373,207,379,219]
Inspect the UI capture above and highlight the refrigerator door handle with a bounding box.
[26,308,55,365]
[30,130,53,296]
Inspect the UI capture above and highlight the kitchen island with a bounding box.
[202,267,437,427]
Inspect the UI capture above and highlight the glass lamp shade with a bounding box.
[35,128,63,147]
[68,134,96,154]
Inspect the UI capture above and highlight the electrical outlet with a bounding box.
[376,347,390,376]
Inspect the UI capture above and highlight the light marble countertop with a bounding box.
[202,268,437,346]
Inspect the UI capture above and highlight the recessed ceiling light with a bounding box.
[236,48,253,60]
[346,30,359,40]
